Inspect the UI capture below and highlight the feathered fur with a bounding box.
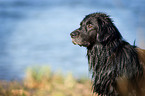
[87,39,143,96]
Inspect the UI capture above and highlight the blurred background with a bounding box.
[0,0,145,80]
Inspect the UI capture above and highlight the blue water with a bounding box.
[0,0,145,80]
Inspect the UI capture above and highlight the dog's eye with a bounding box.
[87,24,93,28]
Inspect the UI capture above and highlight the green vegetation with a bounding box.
[0,66,95,96]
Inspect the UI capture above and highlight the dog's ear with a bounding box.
[96,18,122,44]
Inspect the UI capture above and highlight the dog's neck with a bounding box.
[87,38,122,68]
[87,39,143,95]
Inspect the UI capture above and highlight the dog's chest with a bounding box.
[87,45,119,95]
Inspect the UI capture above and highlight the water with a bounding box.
[0,0,145,80]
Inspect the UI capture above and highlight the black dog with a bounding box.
[70,13,145,96]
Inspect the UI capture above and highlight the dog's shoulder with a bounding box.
[136,48,145,66]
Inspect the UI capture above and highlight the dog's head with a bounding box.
[70,13,122,47]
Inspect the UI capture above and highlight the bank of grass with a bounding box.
[0,66,95,96]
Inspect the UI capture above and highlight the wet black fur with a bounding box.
[70,13,143,96]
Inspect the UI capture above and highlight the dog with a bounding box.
[70,13,145,96]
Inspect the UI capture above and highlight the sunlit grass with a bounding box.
[0,66,95,96]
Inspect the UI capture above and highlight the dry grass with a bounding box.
[0,66,96,96]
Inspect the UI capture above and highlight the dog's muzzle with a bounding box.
[70,31,80,38]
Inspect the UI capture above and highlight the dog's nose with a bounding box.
[70,31,79,38]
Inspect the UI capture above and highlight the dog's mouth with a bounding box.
[72,40,77,45]
[71,38,90,47]
[71,38,79,45]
